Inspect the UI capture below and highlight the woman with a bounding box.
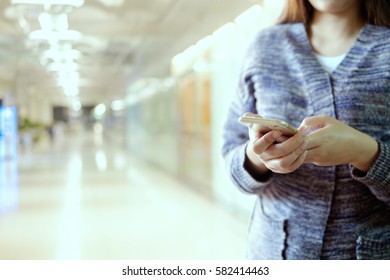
[222,0,390,259]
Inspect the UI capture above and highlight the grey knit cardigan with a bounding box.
[222,23,390,259]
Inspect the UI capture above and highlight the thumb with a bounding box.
[298,115,331,135]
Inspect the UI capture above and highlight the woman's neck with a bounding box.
[308,8,364,56]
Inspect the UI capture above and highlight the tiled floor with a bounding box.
[0,130,248,259]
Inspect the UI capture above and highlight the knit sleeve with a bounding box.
[221,70,274,195]
[351,141,390,204]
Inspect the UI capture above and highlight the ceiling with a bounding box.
[0,0,262,107]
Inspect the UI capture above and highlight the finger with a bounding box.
[298,115,330,135]
[304,146,325,163]
[243,112,261,118]
[248,125,266,141]
[240,112,258,130]
[297,124,311,137]
[275,135,289,143]
[267,130,307,158]
[243,112,263,140]
[304,129,324,150]
[243,112,262,128]
[248,126,261,140]
[272,138,308,163]
[252,130,281,155]
[299,116,333,150]
[245,114,268,132]
[288,149,308,171]
[266,148,308,174]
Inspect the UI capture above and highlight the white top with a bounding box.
[315,53,346,73]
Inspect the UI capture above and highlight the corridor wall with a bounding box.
[125,2,285,215]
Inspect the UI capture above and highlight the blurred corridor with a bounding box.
[0,0,286,260]
[0,130,248,259]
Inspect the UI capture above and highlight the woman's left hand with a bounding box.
[300,115,379,172]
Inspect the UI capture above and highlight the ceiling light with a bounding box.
[110,100,125,111]
[93,104,107,119]
[39,12,68,31]
[98,0,124,7]
[47,62,79,72]
[63,86,79,97]
[72,100,82,111]
[29,29,82,41]
[57,71,80,89]
[11,0,85,8]
[40,48,82,65]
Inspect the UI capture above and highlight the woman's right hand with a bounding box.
[244,113,309,175]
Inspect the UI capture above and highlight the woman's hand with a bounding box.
[301,115,379,172]
[244,113,308,175]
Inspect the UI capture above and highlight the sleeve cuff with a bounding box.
[229,143,274,194]
[351,141,390,202]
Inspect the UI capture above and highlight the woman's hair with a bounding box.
[279,0,390,28]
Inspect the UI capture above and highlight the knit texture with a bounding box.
[222,23,390,259]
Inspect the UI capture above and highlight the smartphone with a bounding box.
[238,116,298,136]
